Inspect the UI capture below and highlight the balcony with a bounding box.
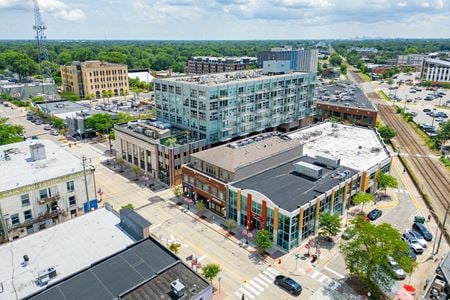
[37,194,60,205]
[10,208,64,230]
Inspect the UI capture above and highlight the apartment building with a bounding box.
[420,58,450,82]
[186,56,257,74]
[114,120,206,186]
[182,122,391,252]
[256,47,319,73]
[0,140,97,242]
[154,69,317,145]
[60,60,129,99]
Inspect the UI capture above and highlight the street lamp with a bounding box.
[431,108,437,127]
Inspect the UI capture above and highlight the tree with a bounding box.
[31,96,45,103]
[121,203,134,210]
[0,51,38,80]
[85,113,113,133]
[61,91,80,101]
[168,242,181,255]
[377,124,396,142]
[437,121,450,146]
[340,64,347,75]
[195,200,206,212]
[116,157,125,172]
[202,263,221,283]
[255,230,273,254]
[52,118,65,129]
[352,192,375,212]
[172,185,182,202]
[376,172,398,194]
[0,117,24,145]
[226,219,236,232]
[329,53,343,66]
[340,218,416,298]
[131,164,141,181]
[387,78,394,85]
[319,212,342,241]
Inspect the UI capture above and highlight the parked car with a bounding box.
[26,114,33,120]
[412,222,433,241]
[402,232,424,254]
[35,119,43,125]
[31,136,39,140]
[386,256,406,280]
[410,112,418,117]
[436,112,448,118]
[367,209,383,221]
[410,90,416,93]
[44,125,52,131]
[50,129,58,136]
[404,229,427,248]
[416,88,422,91]
[274,275,302,296]
[342,226,356,240]
[423,108,431,113]
[424,96,434,101]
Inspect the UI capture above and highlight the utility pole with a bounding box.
[433,204,450,256]
[82,156,91,212]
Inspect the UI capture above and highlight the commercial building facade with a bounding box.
[420,58,450,82]
[114,120,206,186]
[60,60,129,99]
[257,47,319,73]
[182,122,391,252]
[0,140,97,242]
[397,54,424,67]
[186,56,257,74]
[154,69,317,145]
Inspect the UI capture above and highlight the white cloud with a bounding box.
[0,0,85,21]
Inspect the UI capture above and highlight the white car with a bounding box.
[402,232,424,254]
[387,256,406,280]
[406,230,428,248]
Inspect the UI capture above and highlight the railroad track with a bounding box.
[377,104,450,211]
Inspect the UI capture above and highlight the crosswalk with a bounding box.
[392,188,409,194]
[234,267,279,299]
[307,268,341,292]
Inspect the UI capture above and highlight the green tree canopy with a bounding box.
[168,243,181,255]
[202,264,221,282]
[0,117,24,145]
[329,53,343,66]
[121,203,134,210]
[340,217,416,297]
[255,230,273,253]
[376,172,399,193]
[52,118,65,129]
[319,212,342,240]
[61,91,80,101]
[340,64,347,75]
[352,192,375,212]
[437,121,450,145]
[377,124,397,142]
[0,51,38,79]
[85,113,113,133]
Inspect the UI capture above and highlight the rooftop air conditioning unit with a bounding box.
[293,161,323,179]
[170,279,186,298]
[316,154,340,169]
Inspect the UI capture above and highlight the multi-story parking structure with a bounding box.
[114,120,206,186]
[154,69,317,145]
[186,56,257,74]
[0,140,97,242]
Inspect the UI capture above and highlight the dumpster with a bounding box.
[414,216,425,224]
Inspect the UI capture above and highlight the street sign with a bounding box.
[295,253,301,260]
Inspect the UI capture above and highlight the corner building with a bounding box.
[154,70,316,145]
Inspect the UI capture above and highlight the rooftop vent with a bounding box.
[36,266,57,286]
[170,279,186,298]
[293,161,323,179]
[315,154,340,169]
[29,143,46,161]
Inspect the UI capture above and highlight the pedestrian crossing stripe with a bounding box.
[248,280,264,292]
[393,188,409,194]
[265,267,280,276]
[243,283,260,295]
[257,273,273,284]
[253,276,269,287]
[237,287,255,299]
[262,270,275,279]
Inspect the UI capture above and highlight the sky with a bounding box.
[0,0,449,40]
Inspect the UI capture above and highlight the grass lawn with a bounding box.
[357,71,371,82]
[377,90,392,102]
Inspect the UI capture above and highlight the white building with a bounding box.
[421,58,450,82]
[0,140,97,241]
[397,54,424,67]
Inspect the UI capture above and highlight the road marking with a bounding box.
[150,224,161,230]
[88,145,105,155]
[318,275,329,283]
[243,283,260,295]
[197,255,207,262]
[266,267,280,276]
[238,287,255,299]
[258,273,273,284]
[323,267,345,279]
[310,270,321,280]
[247,280,264,292]
[376,191,399,209]
[253,276,269,287]
[262,270,275,280]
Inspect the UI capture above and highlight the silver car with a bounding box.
[387,256,406,280]
[402,232,424,254]
[406,230,427,248]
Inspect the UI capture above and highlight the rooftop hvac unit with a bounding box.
[170,279,186,298]
[144,130,154,138]
[293,161,323,179]
[134,127,144,134]
[316,154,340,169]
[36,266,57,286]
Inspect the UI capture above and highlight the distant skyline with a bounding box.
[0,0,449,40]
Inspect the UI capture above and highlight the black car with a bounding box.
[274,275,302,296]
[367,209,382,221]
[423,108,431,113]
[412,222,433,241]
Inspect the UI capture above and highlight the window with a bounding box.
[69,196,76,206]
[218,191,224,200]
[11,214,19,225]
[24,210,32,221]
[21,194,30,207]
[67,181,75,192]
[39,189,48,199]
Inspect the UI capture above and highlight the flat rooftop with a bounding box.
[288,122,390,171]
[157,69,309,86]
[36,100,85,115]
[0,140,85,194]
[191,132,301,173]
[316,83,376,110]
[29,238,210,300]
[233,156,358,212]
[424,58,450,67]
[190,56,256,63]
[0,208,135,299]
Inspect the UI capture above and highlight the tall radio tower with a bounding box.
[33,0,54,100]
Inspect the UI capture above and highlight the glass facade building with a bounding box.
[154,71,316,145]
